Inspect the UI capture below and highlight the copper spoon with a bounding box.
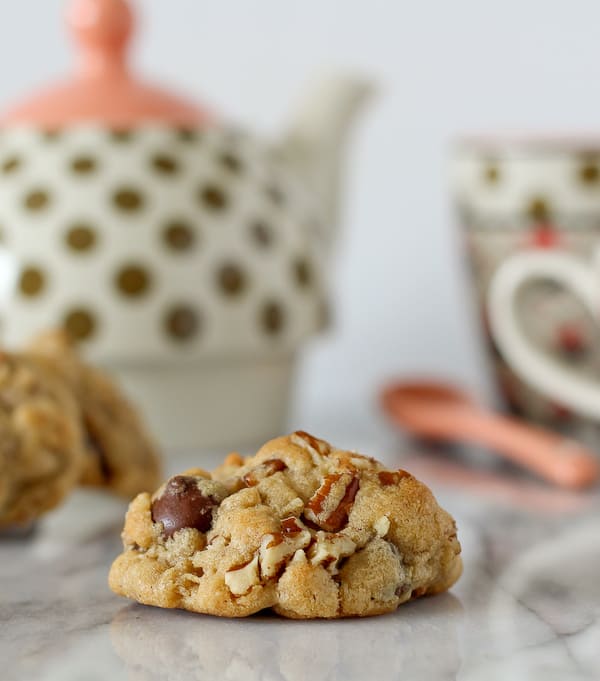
[380,380,600,489]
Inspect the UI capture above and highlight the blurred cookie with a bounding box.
[0,351,85,528]
[28,331,161,499]
[109,431,461,618]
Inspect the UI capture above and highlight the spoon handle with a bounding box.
[461,410,599,489]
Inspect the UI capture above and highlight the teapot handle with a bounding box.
[488,250,600,419]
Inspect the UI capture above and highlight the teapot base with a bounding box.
[110,355,296,452]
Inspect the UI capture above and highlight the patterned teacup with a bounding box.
[489,246,600,422]
[453,137,600,446]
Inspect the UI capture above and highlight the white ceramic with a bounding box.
[0,0,371,449]
[489,248,600,421]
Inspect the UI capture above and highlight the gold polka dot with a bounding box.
[110,129,134,143]
[176,128,198,143]
[71,156,98,174]
[64,308,96,341]
[251,220,272,247]
[483,162,500,184]
[578,159,600,184]
[219,151,243,174]
[266,184,284,206]
[24,189,51,212]
[65,224,97,252]
[218,263,246,296]
[526,196,551,222]
[293,257,312,288]
[115,264,151,297]
[199,184,228,211]
[42,129,62,142]
[163,221,195,252]
[152,153,179,174]
[2,156,22,174]
[164,305,200,341]
[19,266,46,297]
[113,187,144,212]
[261,301,284,335]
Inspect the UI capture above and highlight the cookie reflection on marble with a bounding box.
[110,594,463,681]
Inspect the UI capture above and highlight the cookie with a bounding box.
[109,432,462,618]
[28,331,161,498]
[0,351,85,528]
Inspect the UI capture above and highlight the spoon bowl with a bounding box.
[381,379,600,489]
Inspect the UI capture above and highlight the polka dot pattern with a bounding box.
[219,151,243,174]
[19,266,46,297]
[42,130,62,142]
[578,159,600,185]
[483,162,500,184]
[261,301,284,335]
[251,220,272,248]
[64,308,96,341]
[65,224,97,252]
[115,264,152,297]
[24,189,51,212]
[526,196,551,222]
[71,156,97,174]
[293,257,312,288]
[176,128,198,143]
[200,184,228,211]
[266,184,285,206]
[2,156,21,174]
[152,153,179,175]
[163,221,195,252]
[0,125,326,360]
[164,305,199,341]
[218,263,246,296]
[111,130,134,143]
[113,187,144,212]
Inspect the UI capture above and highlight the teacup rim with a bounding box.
[454,133,600,155]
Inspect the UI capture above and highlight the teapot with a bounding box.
[0,0,371,449]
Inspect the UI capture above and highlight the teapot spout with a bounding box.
[279,73,373,244]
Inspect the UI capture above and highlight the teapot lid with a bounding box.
[1,0,213,127]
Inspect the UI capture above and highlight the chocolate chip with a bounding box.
[151,476,218,537]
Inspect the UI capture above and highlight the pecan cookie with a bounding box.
[28,331,161,498]
[109,432,462,618]
[0,351,85,528]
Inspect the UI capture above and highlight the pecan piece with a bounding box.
[291,430,331,456]
[259,521,311,578]
[378,470,411,486]
[308,532,356,573]
[304,473,360,532]
[242,458,287,487]
[281,516,303,535]
[224,554,260,596]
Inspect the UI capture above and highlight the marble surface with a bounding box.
[2,445,600,681]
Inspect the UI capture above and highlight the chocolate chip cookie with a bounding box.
[109,432,462,618]
[0,351,85,528]
[28,331,161,498]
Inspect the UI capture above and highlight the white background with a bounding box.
[2,0,599,447]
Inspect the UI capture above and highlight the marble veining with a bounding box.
[1,448,599,681]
